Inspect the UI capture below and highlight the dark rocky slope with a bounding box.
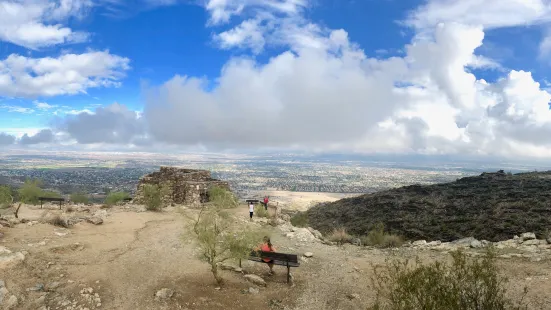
[307,170,551,242]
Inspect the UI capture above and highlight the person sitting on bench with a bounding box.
[257,236,276,275]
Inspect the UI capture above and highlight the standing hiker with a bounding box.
[263,196,269,211]
[249,202,254,220]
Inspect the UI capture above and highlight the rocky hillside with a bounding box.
[307,170,551,242]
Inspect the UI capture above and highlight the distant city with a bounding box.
[0,151,548,200]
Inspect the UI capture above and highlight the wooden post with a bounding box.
[239,259,242,268]
[40,200,43,209]
[287,262,290,284]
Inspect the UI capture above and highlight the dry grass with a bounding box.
[328,228,353,245]
[47,214,70,228]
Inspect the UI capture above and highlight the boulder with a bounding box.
[86,217,104,225]
[155,288,174,300]
[470,240,483,248]
[307,227,323,239]
[248,287,259,294]
[303,252,314,258]
[0,247,25,270]
[521,232,536,241]
[244,274,267,287]
[452,237,478,246]
[5,295,17,309]
[412,240,427,246]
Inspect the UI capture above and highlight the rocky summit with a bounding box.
[307,170,551,242]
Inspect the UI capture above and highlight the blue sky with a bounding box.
[2,0,551,160]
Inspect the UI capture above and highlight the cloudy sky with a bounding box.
[1,0,551,160]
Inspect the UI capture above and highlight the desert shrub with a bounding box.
[48,214,69,228]
[328,228,353,245]
[362,222,404,248]
[370,249,527,310]
[142,184,162,211]
[70,192,89,204]
[18,179,44,205]
[290,212,309,227]
[183,186,264,285]
[0,185,13,208]
[207,186,238,208]
[104,191,130,206]
[254,204,269,218]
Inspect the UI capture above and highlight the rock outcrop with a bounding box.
[134,167,230,206]
[307,170,551,242]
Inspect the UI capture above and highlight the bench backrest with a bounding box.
[250,250,299,264]
[38,197,65,202]
[246,199,260,204]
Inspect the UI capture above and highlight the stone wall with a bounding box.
[134,167,230,206]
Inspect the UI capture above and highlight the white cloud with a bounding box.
[0,103,34,113]
[0,51,130,98]
[33,100,57,109]
[0,0,92,49]
[9,0,551,160]
[207,0,313,53]
[407,0,551,30]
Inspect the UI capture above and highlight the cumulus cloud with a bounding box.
[0,132,16,145]
[19,129,55,145]
[58,103,145,144]
[407,0,551,30]
[0,0,92,49]
[0,51,130,98]
[10,0,551,160]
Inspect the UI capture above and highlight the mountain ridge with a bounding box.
[307,170,551,242]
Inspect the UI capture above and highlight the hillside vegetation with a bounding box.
[307,170,551,242]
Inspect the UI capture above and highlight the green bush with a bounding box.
[254,204,269,218]
[70,192,89,204]
[370,249,527,310]
[0,185,13,208]
[142,184,162,211]
[361,222,404,248]
[18,179,44,205]
[207,186,238,208]
[104,191,130,206]
[290,212,309,227]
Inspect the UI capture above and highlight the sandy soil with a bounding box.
[1,201,551,310]
[247,190,358,211]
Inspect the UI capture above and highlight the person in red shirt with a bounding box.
[263,196,269,211]
[258,236,276,275]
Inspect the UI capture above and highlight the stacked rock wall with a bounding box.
[134,167,230,206]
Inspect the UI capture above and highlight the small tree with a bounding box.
[184,186,263,285]
[70,192,90,204]
[0,185,13,208]
[18,179,44,205]
[143,184,162,211]
[105,192,130,206]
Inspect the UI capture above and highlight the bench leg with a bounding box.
[287,266,290,283]
[239,259,242,268]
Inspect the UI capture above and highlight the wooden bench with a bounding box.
[245,199,260,204]
[247,250,300,284]
[122,197,132,202]
[38,197,65,209]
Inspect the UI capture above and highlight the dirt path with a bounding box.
[2,204,551,309]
